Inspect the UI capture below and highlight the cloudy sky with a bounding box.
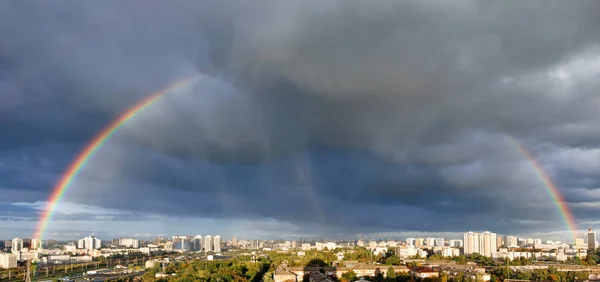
[1,0,600,241]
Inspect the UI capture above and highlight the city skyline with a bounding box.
[2,1,600,241]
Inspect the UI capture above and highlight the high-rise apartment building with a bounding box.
[31,238,41,250]
[435,238,445,247]
[172,236,192,251]
[84,236,101,250]
[449,239,463,248]
[77,236,101,250]
[193,235,203,251]
[496,236,503,248]
[118,238,139,248]
[214,235,222,253]
[0,253,17,269]
[588,227,596,250]
[406,238,415,246]
[204,235,213,252]
[426,238,435,246]
[11,238,23,254]
[480,231,497,257]
[415,238,424,247]
[505,236,518,248]
[463,232,480,255]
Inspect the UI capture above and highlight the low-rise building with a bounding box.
[411,267,439,279]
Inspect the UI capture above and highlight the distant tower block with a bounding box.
[588,226,596,250]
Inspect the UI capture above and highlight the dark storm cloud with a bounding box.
[2,0,600,237]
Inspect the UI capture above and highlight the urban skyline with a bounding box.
[2,228,599,268]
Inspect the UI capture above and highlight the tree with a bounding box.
[386,267,397,280]
[452,255,467,265]
[439,271,448,282]
[385,255,400,266]
[342,271,358,282]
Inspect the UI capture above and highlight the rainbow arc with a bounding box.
[34,77,578,243]
[34,77,197,240]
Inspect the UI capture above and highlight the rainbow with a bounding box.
[508,136,578,241]
[34,77,198,241]
[33,77,579,244]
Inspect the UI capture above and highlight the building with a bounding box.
[11,238,23,254]
[274,262,409,282]
[426,238,436,246]
[505,236,518,248]
[463,232,480,255]
[31,238,41,250]
[79,236,101,251]
[65,244,77,253]
[496,236,504,248]
[415,238,424,247]
[435,238,445,247]
[164,241,174,252]
[77,236,101,250]
[480,231,497,257]
[302,243,311,251]
[0,253,17,269]
[214,235,222,253]
[193,235,203,251]
[274,263,298,282]
[117,238,140,248]
[411,267,439,279]
[449,240,463,248]
[406,238,415,246]
[172,236,192,251]
[204,235,213,252]
[589,227,596,250]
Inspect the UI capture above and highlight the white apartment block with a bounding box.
[449,239,463,248]
[31,238,41,250]
[0,253,17,269]
[426,238,436,246]
[505,236,518,248]
[118,238,139,248]
[435,238,445,247]
[11,238,23,254]
[480,231,497,257]
[463,232,480,255]
[213,235,222,253]
[463,231,497,257]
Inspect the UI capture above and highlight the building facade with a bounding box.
[11,238,23,254]
[214,235,222,253]
[463,232,480,255]
[0,253,17,269]
[204,235,213,252]
[588,227,596,250]
[193,235,203,251]
[173,236,192,251]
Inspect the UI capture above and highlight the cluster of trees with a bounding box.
[140,258,270,282]
[267,250,337,268]
[344,247,376,262]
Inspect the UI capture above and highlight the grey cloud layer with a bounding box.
[1,0,600,237]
